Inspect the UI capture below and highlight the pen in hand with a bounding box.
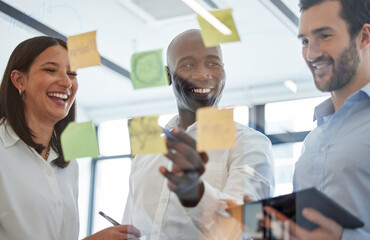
[98,211,120,226]
[161,127,179,141]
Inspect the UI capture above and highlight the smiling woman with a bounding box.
[0,36,79,240]
[0,36,140,240]
[0,36,76,167]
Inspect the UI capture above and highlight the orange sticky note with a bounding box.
[196,107,236,151]
[67,31,101,71]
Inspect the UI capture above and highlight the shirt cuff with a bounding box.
[341,228,370,240]
[184,181,228,235]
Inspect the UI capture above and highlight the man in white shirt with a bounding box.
[122,29,275,239]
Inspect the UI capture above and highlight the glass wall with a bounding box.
[79,98,329,236]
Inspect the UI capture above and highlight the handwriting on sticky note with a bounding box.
[196,107,236,151]
[197,9,240,47]
[130,49,168,89]
[128,116,167,156]
[61,121,100,161]
[67,31,101,71]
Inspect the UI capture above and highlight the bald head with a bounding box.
[165,29,226,114]
[166,29,223,72]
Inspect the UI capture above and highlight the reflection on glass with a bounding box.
[243,201,263,239]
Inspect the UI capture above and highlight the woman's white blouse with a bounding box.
[0,120,79,240]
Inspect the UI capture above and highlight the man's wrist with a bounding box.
[178,180,205,207]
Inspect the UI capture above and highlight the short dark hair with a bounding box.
[0,36,76,168]
[299,0,370,38]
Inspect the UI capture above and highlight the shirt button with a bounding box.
[46,169,52,176]
[320,147,326,152]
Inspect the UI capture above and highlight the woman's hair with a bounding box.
[0,36,76,168]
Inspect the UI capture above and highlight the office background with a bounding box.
[0,0,329,238]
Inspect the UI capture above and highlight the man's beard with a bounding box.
[314,38,360,92]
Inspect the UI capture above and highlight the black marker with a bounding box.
[98,211,119,226]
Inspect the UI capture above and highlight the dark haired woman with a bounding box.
[0,36,140,240]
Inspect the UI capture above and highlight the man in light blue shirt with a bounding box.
[290,0,370,239]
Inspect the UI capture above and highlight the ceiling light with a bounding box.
[284,80,297,93]
[182,0,232,35]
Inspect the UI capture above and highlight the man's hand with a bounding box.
[83,225,141,240]
[159,127,208,207]
[263,206,343,240]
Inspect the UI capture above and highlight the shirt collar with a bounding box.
[360,82,370,97]
[0,118,59,162]
[313,82,370,123]
[165,115,197,132]
[313,98,334,122]
[0,119,21,148]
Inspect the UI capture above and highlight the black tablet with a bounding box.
[242,188,364,238]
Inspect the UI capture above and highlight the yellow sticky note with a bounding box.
[128,116,167,156]
[196,107,236,151]
[197,9,240,47]
[61,121,100,161]
[67,31,101,71]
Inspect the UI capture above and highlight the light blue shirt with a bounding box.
[293,82,370,240]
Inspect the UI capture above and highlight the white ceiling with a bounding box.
[0,0,327,122]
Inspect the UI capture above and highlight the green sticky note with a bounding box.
[130,49,168,89]
[197,9,240,47]
[61,121,100,161]
[128,116,167,156]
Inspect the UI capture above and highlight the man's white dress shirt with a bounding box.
[123,115,274,239]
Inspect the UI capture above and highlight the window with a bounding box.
[265,96,328,134]
[265,96,329,196]
[272,142,302,196]
[98,119,131,156]
[233,105,249,125]
[78,157,92,239]
[92,157,131,233]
